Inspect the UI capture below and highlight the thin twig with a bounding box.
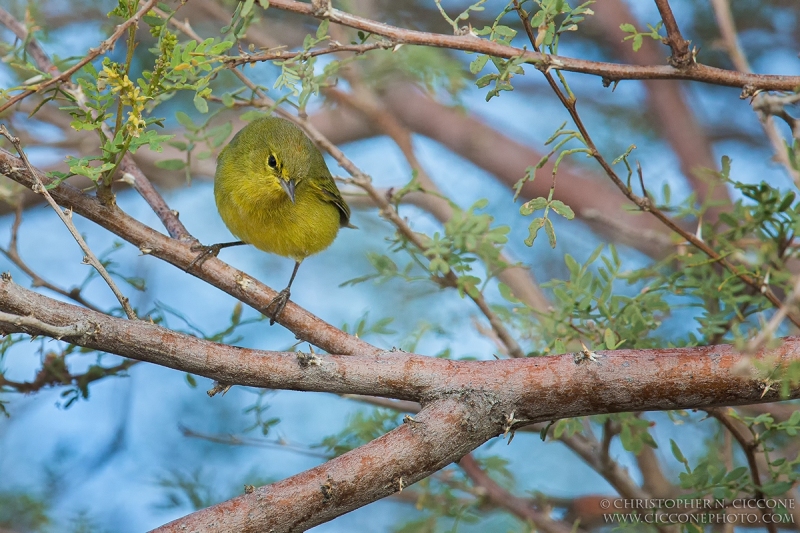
[0,0,160,114]
[165,14,527,359]
[653,0,693,68]
[511,1,800,329]
[224,41,395,67]
[0,126,137,319]
[0,202,103,312]
[0,3,193,241]
[179,425,330,459]
[327,85,551,314]
[746,275,800,354]
[708,0,800,188]
[264,0,800,91]
[0,308,93,339]
[707,407,778,533]
[459,454,580,533]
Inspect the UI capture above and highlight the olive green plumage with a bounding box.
[206,116,352,323]
[214,116,351,261]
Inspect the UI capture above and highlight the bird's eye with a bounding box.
[268,154,277,168]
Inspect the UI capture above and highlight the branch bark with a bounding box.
[1,276,800,530]
[263,0,800,91]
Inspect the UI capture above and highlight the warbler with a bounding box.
[191,116,353,324]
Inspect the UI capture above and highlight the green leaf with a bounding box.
[604,328,616,350]
[498,283,520,303]
[316,19,330,40]
[155,159,186,170]
[241,0,256,18]
[193,93,209,113]
[724,466,748,482]
[762,481,794,497]
[545,217,556,248]
[619,23,636,33]
[185,373,197,387]
[175,111,195,129]
[524,217,546,246]
[520,197,547,216]
[549,200,575,219]
[470,55,489,74]
[670,439,686,463]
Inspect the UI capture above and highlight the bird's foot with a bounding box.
[187,243,224,271]
[264,288,291,325]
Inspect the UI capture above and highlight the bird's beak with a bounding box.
[280,179,296,204]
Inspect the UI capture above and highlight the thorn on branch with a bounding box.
[207,381,233,397]
[403,414,420,425]
[574,341,600,364]
[297,350,323,368]
[321,475,335,500]
[502,410,518,444]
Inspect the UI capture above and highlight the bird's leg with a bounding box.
[264,261,301,325]
[187,240,245,271]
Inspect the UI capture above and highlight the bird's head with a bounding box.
[264,150,298,204]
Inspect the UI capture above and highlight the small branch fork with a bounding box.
[653,0,693,68]
[0,126,136,319]
[263,0,800,91]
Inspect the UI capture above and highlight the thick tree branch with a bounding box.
[264,0,800,91]
[2,277,800,529]
[2,277,800,418]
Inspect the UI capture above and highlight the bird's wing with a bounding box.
[316,176,355,228]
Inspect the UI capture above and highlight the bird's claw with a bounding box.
[264,288,291,325]
[187,243,223,271]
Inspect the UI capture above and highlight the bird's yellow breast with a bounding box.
[214,172,341,262]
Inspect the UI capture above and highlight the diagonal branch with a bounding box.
[708,0,800,188]
[459,454,579,533]
[0,126,137,318]
[326,85,551,314]
[511,2,800,329]
[707,407,779,533]
[0,147,377,355]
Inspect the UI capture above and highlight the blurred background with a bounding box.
[0,0,799,531]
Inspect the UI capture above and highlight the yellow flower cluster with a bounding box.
[98,63,147,136]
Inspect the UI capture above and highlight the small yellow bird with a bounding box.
[192,116,353,323]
